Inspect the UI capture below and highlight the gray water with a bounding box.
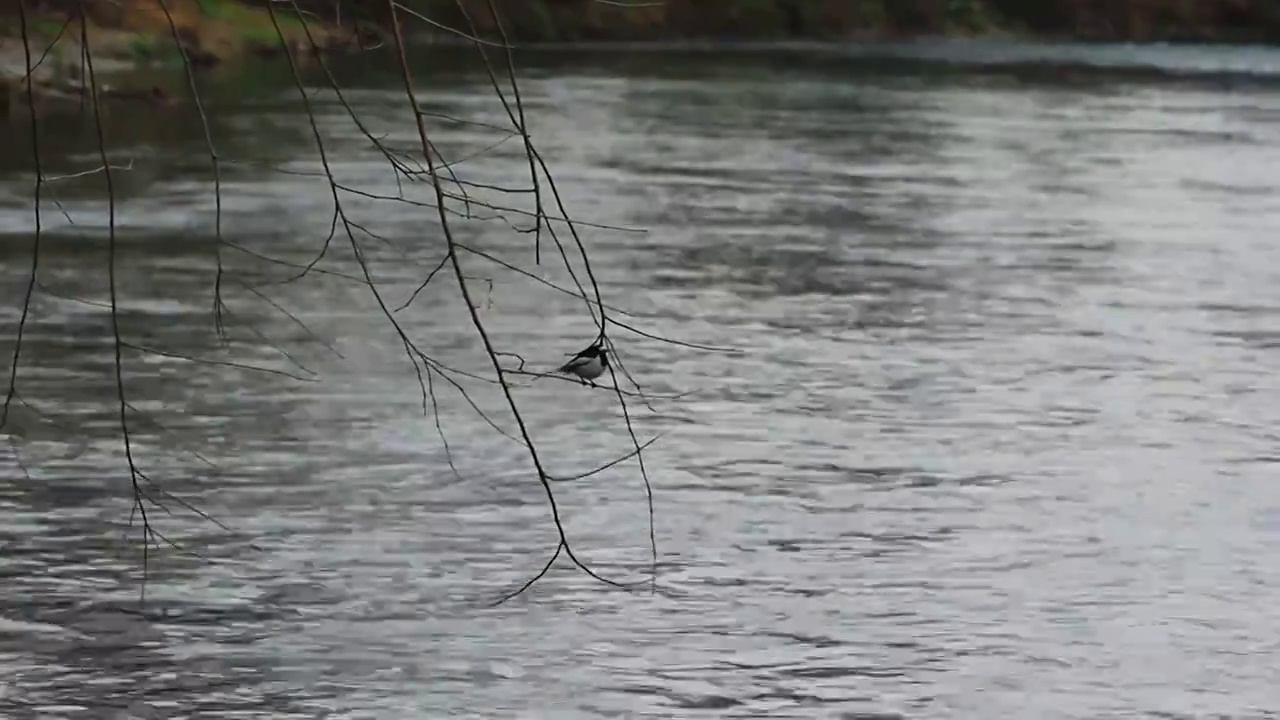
[1,40,1279,719]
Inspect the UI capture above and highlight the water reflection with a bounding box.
[2,40,1280,718]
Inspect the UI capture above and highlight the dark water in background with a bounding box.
[1,39,1279,718]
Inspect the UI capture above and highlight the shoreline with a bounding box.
[4,0,1280,117]
[3,0,1279,61]
[428,0,1280,47]
[0,0,355,117]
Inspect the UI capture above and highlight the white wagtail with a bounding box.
[556,344,608,385]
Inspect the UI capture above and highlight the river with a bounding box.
[1,39,1278,719]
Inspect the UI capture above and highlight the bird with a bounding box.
[556,344,608,385]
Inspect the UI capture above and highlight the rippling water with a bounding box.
[2,40,1280,719]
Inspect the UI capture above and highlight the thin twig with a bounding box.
[80,14,152,608]
[3,1,44,434]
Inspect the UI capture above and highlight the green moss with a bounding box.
[947,0,998,32]
[133,36,185,64]
[126,34,154,58]
[33,17,68,37]
[526,0,561,41]
[194,0,308,44]
[852,0,891,27]
[0,14,68,39]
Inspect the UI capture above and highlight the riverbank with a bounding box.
[432,0,1280,45]
[3,0,1280,116]
[1,0,351,67]
[5,0,1280,65]
[0,0,353,118]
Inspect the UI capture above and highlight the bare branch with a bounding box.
[5,0,712,607]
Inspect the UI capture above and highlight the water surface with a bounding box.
[1,40,1279,719]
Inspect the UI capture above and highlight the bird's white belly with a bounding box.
[573,357,604,379]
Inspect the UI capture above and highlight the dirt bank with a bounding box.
[2,0,350,65]
[0,0,358,120]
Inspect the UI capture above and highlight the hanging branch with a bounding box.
[4,0,724,607]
